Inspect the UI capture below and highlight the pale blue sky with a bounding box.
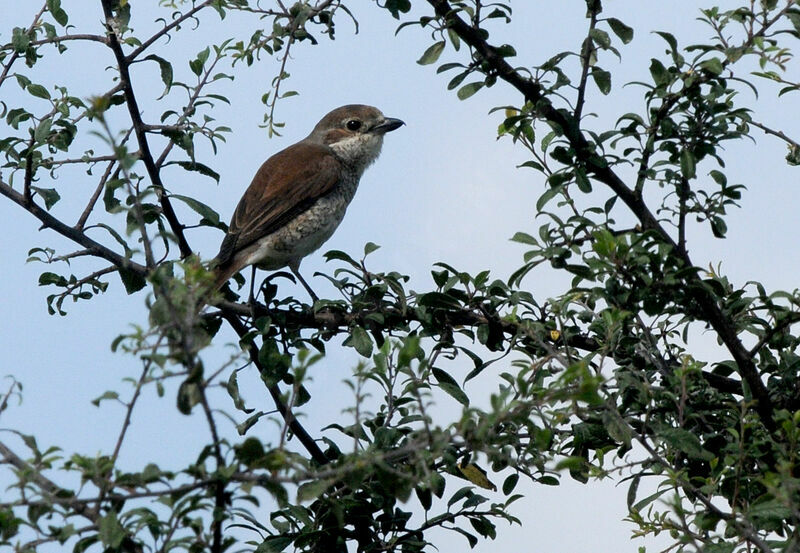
[1,2,799,552]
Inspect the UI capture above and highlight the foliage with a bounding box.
[2,1,800,553]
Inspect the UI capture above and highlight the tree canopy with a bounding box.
[2,1,800,553]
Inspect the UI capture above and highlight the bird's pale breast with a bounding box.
[239,173,359,270]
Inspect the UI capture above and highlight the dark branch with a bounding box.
[219,309,328,465]
[100,0,193,259]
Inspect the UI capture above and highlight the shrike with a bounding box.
[212,104,404,298]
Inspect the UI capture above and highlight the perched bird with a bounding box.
[212,104,404,298]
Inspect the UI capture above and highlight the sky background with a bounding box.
[1,1,799,552]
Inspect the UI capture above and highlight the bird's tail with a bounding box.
[212,262,238,292]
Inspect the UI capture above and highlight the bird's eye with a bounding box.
[346,119,362,131]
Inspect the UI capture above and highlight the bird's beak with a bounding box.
[371,117,405,134]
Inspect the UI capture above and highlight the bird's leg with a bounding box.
[248,265,258,318]
[289,263,319,304]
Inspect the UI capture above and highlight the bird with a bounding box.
[211,104,404,300]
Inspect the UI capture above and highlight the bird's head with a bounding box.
[307,104,404,173]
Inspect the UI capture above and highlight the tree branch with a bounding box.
[0,3,46,90]
[0,178,147,276]
[219,309,328,465]
[100,0,193,259]
[574,3,600,122]
[425,0,776,431]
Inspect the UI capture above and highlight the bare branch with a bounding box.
[746,117,800,149]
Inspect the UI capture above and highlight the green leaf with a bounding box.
[510,231,538,246]
[709,169,727,185]
[46,0,69,26]
[602,410,631,447]
[502,473,519,495]
[383,0,411,18]
[363,242,380,256]
[589,28,611,50]
[649,59,670,87]
[165,160,220,182]
[632,488,669,512]
[118,267,146,294]
[417,40,446,65]
[680,149,696,179]
[575,168,592,192]
[447,486,473,508]
[704,542,734,553]
[447,70,470,91]
[170,193,221,224]
[38,271,66,287]
[496,43,516,58]
[415,486,432,511]
[748,498,792,521]
[31,187,60,210]
[27,84,50,99]
[227,370,251,412]
[143,54,173,97]
[537,475,559,485]
[91,391,119,407]
[189,46,211,76]
[176,380,202,415]
[660,428,714,460]
[655,31,678,53]
[710,216,727,238]
[236,411,267,435]
[457,81,484,100]
[606,18,633,44]
[257,536,294,553]
[591,68,611,95]
[432,367,469,406]
[34,118,52,143]
[297,479,333,503]
[11,27,30,53]
[437,62,463,74]
[418,291,462,310]
[98,510,125,548]
[323,249,358,267]
[349,326,373,358]
[699,57,723,76]
[785,144,800,166]
[103,178,125,213]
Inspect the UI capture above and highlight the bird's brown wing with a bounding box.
[215,142,342,267]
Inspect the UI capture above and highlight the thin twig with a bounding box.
[0,3,47,90]
[746,117,800,149]
[96,358,155,508]
[155,53,223,169]
[27,34,108,47]
[574,5,599,122]
[75,163,120,230]
[199,389,226,553]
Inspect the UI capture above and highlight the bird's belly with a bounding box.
[242,194,349,270]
